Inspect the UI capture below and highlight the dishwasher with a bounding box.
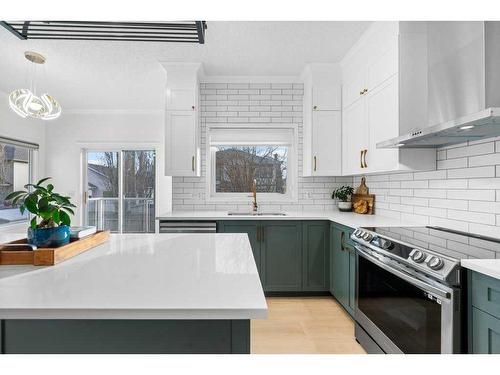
[158,220,217,234]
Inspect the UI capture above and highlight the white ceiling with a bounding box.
[0,21,370,111]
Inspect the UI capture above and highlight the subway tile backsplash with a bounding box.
[355,137,500,244]
[171,82,500,252]
[171,82,347,212]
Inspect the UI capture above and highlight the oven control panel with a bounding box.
[352,228,459,284]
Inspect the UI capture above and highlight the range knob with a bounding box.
[354,229,364,238]
[427,256,444,271]
[362,233,373,241]
[410,249,426,263]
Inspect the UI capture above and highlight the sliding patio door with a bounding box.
[84,149,156,233]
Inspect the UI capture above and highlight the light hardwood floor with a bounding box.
[251,296,366,354]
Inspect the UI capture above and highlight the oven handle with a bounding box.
[355,245,451,300]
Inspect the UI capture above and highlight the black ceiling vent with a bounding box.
[0,21,207,44]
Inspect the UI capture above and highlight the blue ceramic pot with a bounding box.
[27,225,71,248]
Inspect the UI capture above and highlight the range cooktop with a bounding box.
[351,226,500,285]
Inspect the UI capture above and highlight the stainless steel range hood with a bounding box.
[378,108,500,148]
[378,21,500,149]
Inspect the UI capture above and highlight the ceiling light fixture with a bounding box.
[8,51,61,120]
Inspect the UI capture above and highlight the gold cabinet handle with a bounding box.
[314,156,317,172]
[84,191,88,204]
[363,149,368,168]
[192,156,195,172]
[360,150,364,168]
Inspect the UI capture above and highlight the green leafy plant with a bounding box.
[4,177,75,230]
[332,186,354,202]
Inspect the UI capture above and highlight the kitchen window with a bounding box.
[207,125,297,202]
[0,137,37,226]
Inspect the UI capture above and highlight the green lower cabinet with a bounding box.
[471,307,500,354]
[218,221,262,282]
[330,222,356,317]
[261,221,303,292]
[302,221,329,291]
[469,270,500,353]
[218,220,331,293]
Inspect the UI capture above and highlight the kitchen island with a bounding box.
[0,233,267,354]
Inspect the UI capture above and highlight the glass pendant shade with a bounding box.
[8,51,62,120]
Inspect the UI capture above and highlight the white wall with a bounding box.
[45,111,171,226]
[0,90,46,179]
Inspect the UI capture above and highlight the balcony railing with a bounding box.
[87,198,155,233]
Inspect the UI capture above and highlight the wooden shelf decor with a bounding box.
[0,230,110,266]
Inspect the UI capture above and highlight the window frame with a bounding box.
[80,142,160,233]
[0,136,38,227]
[206,124,298,203]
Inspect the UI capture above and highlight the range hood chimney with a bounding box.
[378,21,500,149]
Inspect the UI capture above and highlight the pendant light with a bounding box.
[8,51,61,120]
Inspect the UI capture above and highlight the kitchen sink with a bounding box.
[227,212,286,216]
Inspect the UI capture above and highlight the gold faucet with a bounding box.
[252,178,258,212]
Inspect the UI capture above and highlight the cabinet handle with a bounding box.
[192,156,195,172]
[360,150,364,168]
[340,231,346,251]
[313,105,318,110]
[314,156,317,172]
[359,90,364,96]
[363,149,368,168]
[192,105,195,110]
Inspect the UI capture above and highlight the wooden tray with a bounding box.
[0,230,110,266]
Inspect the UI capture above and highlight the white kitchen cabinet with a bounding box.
[166,88,197,111]
[340,22,435,175]
[311,111,342,176]
[342,98,367,175]
[161,63,203,176]
[165,111,200,176]
[302,63,342,176]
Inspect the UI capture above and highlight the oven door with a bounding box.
[355,245,460,354]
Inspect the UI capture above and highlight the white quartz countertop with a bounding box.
[0,233,267,320]
[461,259,500,280]
[156,210,420,229]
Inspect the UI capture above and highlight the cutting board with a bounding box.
[351,194,375,215]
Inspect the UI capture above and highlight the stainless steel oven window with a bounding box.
[355,246,461,354]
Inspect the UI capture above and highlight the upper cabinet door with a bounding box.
[312,85,341,111]
[366,35,398,93]
[311,111,342,176]
[165,111,199,176]
[342,99,367,176]
[166,88,197,111]
[342,60,366,109]
[365,75,399,173]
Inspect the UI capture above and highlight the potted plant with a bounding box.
[332,186,355,212]
[4,177,76,248]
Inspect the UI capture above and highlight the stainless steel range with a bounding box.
[351,226,500,354]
